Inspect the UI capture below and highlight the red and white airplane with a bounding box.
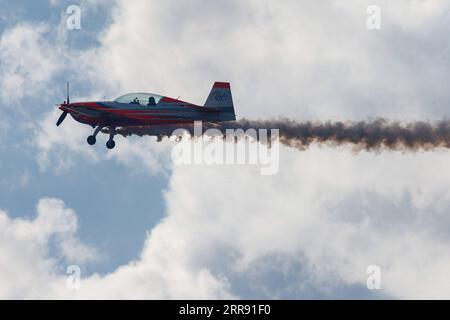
[56,82,236,149]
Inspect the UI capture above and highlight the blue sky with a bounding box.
[1,0,450,299]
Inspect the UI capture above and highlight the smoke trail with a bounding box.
[107,118,450,151]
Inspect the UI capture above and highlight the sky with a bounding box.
[0,0,450,299]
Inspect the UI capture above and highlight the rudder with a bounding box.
[204,82,235,120]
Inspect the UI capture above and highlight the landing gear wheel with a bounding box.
[106,139,115,149]
[87,135,96,145]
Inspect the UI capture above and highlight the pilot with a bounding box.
[131,97,139,104]
[147,97,156,106]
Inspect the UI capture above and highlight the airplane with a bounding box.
[56,82,236,149]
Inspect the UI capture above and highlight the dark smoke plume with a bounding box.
[106,118,450,152]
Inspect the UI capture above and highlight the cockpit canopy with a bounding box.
[114,93,163,106]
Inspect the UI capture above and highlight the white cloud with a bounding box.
[0,198,97,299]
[154,145,450,299]
[85,0,450,120]
[0,197,232,299]
[35,108,99,172]
[0,24,62,104]
[2,146,450,299]
[34,198,98,263]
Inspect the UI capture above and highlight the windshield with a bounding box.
[114,93,163,106]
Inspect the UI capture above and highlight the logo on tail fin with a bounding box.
[212,92,230,102]
[204,82,234,109]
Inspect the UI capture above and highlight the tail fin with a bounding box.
[204,82,235,120]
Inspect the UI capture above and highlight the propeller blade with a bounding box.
[56,111,68,126]
[67,81,70,104]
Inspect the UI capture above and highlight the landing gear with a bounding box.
[86,126,116,149]
[106,127,116,149]
[87,126,103,146]
[87,135,96,145]
[106,139,116,149]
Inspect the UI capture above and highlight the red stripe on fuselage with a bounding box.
[160,96,197,104]
[60,100,217,126]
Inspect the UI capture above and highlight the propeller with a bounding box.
[56,81,70,127]
[67,81,70,104]
[56,111,67,126]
